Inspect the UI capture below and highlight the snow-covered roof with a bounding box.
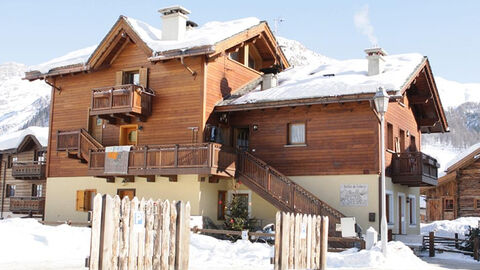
[28,16,261,75]
[0,126,48,151]
[218,53,426,107]
[445,142,480,172]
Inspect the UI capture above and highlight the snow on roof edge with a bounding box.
[0,127,49,152]
[445,142,480,172]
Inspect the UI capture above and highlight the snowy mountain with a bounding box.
[277,36,335,66]
[0,62,50,135]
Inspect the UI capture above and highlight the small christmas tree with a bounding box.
[224,194,256,232]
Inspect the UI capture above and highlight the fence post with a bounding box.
[320,216,328,270]
[89,194,103,270]
[455,233,459,249]
[429,231,435,257]
[474,237,479,261]
[274,212,281,270]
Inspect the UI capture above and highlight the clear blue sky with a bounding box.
[1,0,479,83]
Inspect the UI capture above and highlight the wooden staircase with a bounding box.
[57,129,104,163]
[236,151,345,236]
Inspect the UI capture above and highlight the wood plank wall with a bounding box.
[48,43,206,177]
[227,102,379,176]
[457,159,480,217]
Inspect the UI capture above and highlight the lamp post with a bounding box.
[374,86,390,256]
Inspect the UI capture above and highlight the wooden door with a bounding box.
[427,199,442,221]
[89,115,103,143]
[233,128,249,151]
[117,189,135,200]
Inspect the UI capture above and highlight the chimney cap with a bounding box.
[158,5,191,16]
[364,47,388,57]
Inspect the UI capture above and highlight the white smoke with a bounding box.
[354,5,378,46]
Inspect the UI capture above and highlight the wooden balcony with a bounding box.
[90,84,153,123]
[9,197,45,214]
[88,143,236,178]
[391,152,440,187]
[12,161,46,180]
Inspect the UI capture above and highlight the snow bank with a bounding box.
[222,53,425,106]
[421,217,480,238]
[0,126,48,150]
[0,218,90,270]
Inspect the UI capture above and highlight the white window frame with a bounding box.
[386,190,394,227]
[408,194,417,226]
[227,190,252,217]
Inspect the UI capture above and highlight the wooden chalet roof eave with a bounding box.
[445,147,480,174]
[16,135,45,153]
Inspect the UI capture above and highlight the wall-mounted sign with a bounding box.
[340,184,368,206]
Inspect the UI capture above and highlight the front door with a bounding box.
[119,125,138,146]
[117,189,135,200]
[233,128,249,151]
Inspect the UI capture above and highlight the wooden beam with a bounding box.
[106,176,115,183]
[418,118,438,127]
[121,176,134,182]
[140,175,155,182]
[410,95,432,105]
[113,113,131,123]
[168,175,177,182]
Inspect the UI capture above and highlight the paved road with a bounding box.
[421,257,480,270]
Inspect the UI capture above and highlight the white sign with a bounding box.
[241,230,249,240]
[340,184,368,206]
[133,211,145,232]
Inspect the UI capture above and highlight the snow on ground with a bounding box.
[421,217,480,239]
[2,217,471,270]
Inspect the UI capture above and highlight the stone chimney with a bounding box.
[262,73,278,90]
[158,6,191,41]
[364,47,387,76]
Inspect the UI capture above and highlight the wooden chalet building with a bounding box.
[0,127,48,218]
[422,143,480,221]
[26,6,448,235]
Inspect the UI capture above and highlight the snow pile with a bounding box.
[126,17,260,53]
[328,241,430,269]
[190,233,273,270]
[0,63,50,135]
[445,142,480,172]
[0,126,48,150]
[29,46,96,74]
[421,217,480,238]
[221,53,425,106]
[0,218,90,270]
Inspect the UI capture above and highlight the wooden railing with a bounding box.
[88,143,236,176]
[12,161,46,179]
[9,196,45,214]
[237,151,344,235]
[90,84,153,117]
[57,129,103,162]
[391,152,439,186]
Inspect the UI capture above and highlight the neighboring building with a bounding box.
[422,143,480,221]
[26,6,447,236]
[0,127,48,218]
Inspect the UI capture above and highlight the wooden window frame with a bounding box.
[443,198,454,212]
[475,199,480,210]
[117,188,136,200]
[6,184,15,198]
[286,121,307,146]
[32,184,43,197]
[387,123,394,151]
[7,155,13,168]
[76,189,97,212]
[399,129,406,152]
[217,190,227,220]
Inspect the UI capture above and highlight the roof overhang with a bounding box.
[445,147,480,174]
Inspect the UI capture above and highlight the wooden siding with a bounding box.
[204,55,261,129]
[48,42,205,177]
[457,159,480,217]
[227,102,379,176]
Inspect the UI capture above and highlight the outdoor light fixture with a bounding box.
[374,86,390,257]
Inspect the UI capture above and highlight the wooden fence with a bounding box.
[424,231,480,261]
[89,194,190,270]
[275,212,329,270]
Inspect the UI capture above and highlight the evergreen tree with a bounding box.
[224,194,256,232]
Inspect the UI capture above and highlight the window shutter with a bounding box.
[76,190,85,211]
[115,71,124,86]
[139,67,148,88]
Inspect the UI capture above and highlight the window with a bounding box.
[229,51,240,62]
[32,184,43,197]
[475,199,480,210]
[386,192,394,225]
[387,123,393,151]
[399,129,406,152]
[76,189,96,212]
[217,190,227,220]
[6,184,15,198]
[124,71,140,85]
[288,122,306,145]
[444,198,454,212]
[409,135,417,152]
[409,195,416,225]
[7,155,13,168]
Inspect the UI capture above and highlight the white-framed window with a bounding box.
[386,190,394,226]
[227,190,252,217]
[288,122,306,145]
[408,195,417,226]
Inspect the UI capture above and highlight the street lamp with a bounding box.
[373,86,389,257]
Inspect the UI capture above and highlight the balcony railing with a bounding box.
[12,161,46,179]
[88,143,236,177]
[9,196,45,214]
[391,152,440,186]
[56,129,103,162]
[89,84,153,121]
